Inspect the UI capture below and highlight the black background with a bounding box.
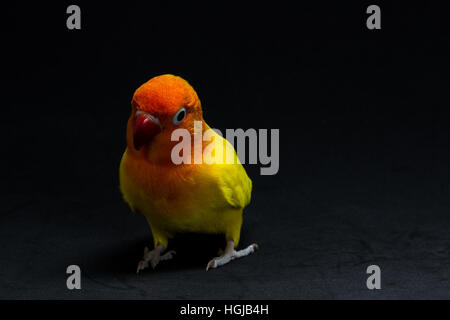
[1,1,450,299]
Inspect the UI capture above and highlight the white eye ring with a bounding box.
[173,107,187,125]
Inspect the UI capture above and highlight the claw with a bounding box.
[206,258,217,271]
[136,260,148,274]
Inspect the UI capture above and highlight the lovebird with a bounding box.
[119,74,258,272]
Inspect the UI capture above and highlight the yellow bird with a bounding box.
[119,74,257,272]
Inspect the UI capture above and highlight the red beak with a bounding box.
[133,112,161,150]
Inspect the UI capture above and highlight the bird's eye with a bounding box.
[173,107,186,125]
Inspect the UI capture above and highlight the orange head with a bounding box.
[126,74,203,161]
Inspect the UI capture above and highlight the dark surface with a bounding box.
[1,2,450,299]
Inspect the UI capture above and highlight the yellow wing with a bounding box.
[205,130,252,209]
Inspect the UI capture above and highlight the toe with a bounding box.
[136,260,148,274]
[160,250,176,261]
[206,259,217,271]
[150,256,161,269]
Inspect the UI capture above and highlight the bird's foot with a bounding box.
[206,241,258,271]
[136,244,176,274]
